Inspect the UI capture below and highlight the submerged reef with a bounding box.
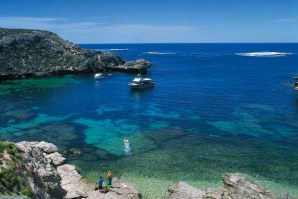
[0,28,151,79]
[0,141,284,199]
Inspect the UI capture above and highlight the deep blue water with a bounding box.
[1,43,298,198]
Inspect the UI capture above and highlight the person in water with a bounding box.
[124,138,131,154]
[106,171,113,189]
[97,176,103,191]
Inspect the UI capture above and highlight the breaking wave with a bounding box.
[110,48,129,51]
[92,48,129,52]
[143,51,176,55]
[236,51,293,57]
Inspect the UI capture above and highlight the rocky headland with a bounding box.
[0,141,288,199]
[0,28,151,79]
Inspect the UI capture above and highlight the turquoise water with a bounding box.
[1,44,298,198]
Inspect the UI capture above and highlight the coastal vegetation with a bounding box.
[0,142,32,197]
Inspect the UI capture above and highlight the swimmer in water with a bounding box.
[123,138,131,154]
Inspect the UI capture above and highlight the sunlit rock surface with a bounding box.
[15,141,139,199]
[163,173,276,199]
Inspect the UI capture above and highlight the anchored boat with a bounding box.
[128,74,155,89]
[94,73,104,79]
[294,76,298,90]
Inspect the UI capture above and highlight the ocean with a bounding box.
[1,43,298,198]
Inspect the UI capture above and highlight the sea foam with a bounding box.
[143,51,176,55]
[236,51,293,57]
[110,48,129,51]
[93,48,129,52]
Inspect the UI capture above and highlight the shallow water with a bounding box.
[1,43,298,198]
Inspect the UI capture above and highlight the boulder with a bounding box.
[16,141,39,153]
[109,177,139,198]
[57,164,82,187]
[164,173,276,199]
[47,152,65,166]
[165,181,206,199]
[222,173,276,199]
[36,141,58,153]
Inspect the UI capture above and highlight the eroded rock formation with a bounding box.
[0,28,151,79]
[15,141,139,199]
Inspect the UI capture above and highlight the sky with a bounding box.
[0,0,297,43]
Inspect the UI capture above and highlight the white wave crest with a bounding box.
[236,51,293,57]
[110,48,129,51]
[93,49,109,52]
[92,48,129,52]
[143,51,176,55]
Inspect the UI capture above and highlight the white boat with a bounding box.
[128,74,155,89]
[94,73,104,79]
[294,76,298,90]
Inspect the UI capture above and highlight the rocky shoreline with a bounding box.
[3,141,139,199]
[0,28,151,80]
[0,141,285,199]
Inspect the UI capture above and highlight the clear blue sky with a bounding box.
[0,0,297,43]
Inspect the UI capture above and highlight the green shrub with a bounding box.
[0,142,18,156]
[0,167,32,197]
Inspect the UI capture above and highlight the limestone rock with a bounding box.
[109,177,140,198]
[57,164,82,186]
[114,58,152,72]
[163,181,206,199]
[164,173,276,199]
[47,152,65,166]
[16,141,66,199]
[8,141,141,199]
[36,141,58,153]
[222,173,276,199]
[16,141,39,153]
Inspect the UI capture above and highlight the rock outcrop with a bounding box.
[114,58,152,72]
[2,141,287,199]
[0,28,151,79]
[164,173,276,199]
[15,141,139,199]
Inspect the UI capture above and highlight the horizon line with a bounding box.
[77,42,298,45]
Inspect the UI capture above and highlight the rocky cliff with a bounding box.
[0,28,151,79]
[0,141,139,199]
